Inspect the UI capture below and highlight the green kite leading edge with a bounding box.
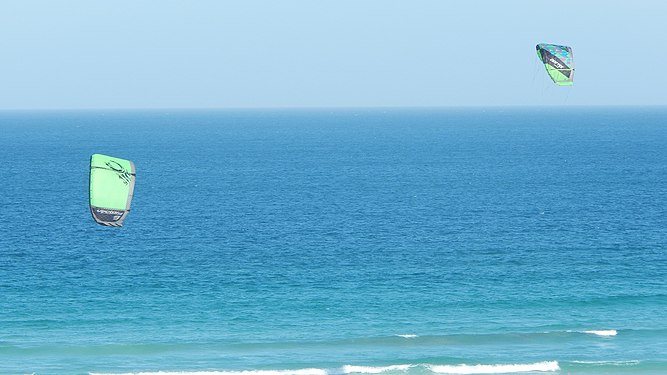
[89,154,136,227]
[536,43,574,86]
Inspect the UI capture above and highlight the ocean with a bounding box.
[0,107,665,375]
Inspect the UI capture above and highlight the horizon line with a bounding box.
[1,104,666,112]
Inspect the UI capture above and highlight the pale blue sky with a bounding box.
[1,1,665,109]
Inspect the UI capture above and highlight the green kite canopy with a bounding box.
[536,43,574,86]
[89,154,136,227]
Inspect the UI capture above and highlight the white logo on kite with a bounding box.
[549,58,564,69]
[96,209,123,215]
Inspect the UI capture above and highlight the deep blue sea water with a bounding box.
[0,108,666,375]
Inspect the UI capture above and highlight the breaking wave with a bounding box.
[90,361,559,375]
[582,330,617,336]
[427,361,559,374]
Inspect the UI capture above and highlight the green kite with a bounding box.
[89,154,136,227]
[536,43,574,86]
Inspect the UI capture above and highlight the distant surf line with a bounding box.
[565,329,617,336]
[90,361,559,375]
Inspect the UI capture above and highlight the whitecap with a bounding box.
[583,330,617,336]
[572,360,638,366]
[427,361,559,374]
[342,365,412,374]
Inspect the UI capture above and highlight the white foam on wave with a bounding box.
[427,361,559,374]
[395,334,418,338]
[572,360,639,366]
[90,363,560,375]
[342,365,412,374]
[583,330,617,336]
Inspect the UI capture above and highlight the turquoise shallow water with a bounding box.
[0,108,666,375]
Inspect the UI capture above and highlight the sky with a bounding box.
[1,1,666,109]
